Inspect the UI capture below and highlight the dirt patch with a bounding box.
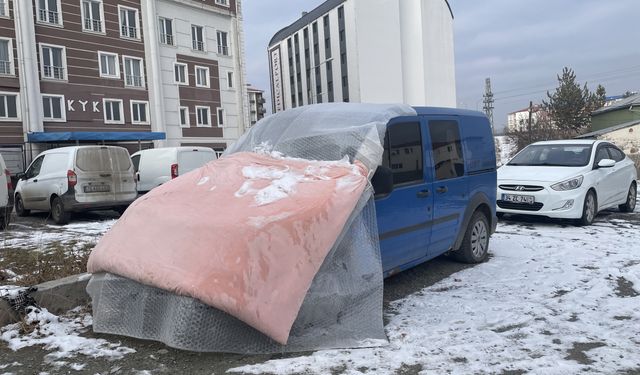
[613,316,632,321]
[395,363,423,374]
[568,313,579,322]
[553,289,570,298]
[615,277,640,298]
[492,322,527,333]
[565,342,606,365]
[451,357,468,363]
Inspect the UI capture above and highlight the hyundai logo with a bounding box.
[515,186,526,191]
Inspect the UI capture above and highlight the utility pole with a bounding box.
[482,78,495,133]
[527,101,533,144]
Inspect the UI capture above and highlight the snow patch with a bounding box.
[248,212,294,229]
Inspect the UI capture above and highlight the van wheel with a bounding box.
[619,182,636,213]
[15,194,30,217]
[577,190,597,226]
[51,196,70,225]
[451,211,490,264]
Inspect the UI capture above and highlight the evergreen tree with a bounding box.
[588,84,607,112]
[542,67,592,135]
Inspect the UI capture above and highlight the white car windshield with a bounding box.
[508,144,593,167]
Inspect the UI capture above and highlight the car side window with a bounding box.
[25,156,44,180]
[594,147,610,164]
[131,155,140,173]
[607,147,625,162]
[429,120,465,181]
[383,122,423,185]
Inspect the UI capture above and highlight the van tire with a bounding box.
[618,182,636,213]
[51,196,70,225]
[451,211,490,264]
[576,190,597,226]
[15,194,30,217]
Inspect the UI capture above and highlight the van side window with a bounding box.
[25,156,44,179]
[429,120,465,180]
[383,122,423,185]
[131,155,140,173]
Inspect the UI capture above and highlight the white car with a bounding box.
[497,140,637,225]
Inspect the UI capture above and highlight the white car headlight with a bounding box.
[551,176,584,191]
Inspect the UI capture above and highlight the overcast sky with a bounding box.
[243,0,640,131]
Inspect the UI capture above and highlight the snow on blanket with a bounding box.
[230,212,640,374]
[0,307,134,362]
[88,151,369,345]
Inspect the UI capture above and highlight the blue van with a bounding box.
[372,107,497,277]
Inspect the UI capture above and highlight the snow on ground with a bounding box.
[495,136,516,166]
[230,211,640,374]
[0,307,134,366]
[0,220,115,251]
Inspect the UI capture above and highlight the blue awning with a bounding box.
[27,132,166,143]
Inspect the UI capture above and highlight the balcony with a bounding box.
[0,61,11,75]
[192,40,204,51]
[217,45,229,56]
[83,18,102,32]
[125,75,143,87]
[39,9,60,25]
[121,25,137,39]
[160,33,174,46]
[43,65,65,80]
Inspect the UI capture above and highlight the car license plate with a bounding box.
[502,194,535,204]
[84,184,110,193]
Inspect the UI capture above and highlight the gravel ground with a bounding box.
[0,206,639,374]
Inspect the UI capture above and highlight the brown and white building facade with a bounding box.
[0,0,248,172]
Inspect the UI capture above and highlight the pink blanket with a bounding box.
[87,152,369,344]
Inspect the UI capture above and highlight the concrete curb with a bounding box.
[1,273,91,326]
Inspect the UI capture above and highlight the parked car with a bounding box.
[497,140,638,225]
[14,146,137,225]
[131,147,217,194]
[0,154,13,230]
[367,107,497,275]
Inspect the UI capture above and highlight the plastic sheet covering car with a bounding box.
[87,103,417,353]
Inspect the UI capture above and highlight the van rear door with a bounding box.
[74,147,134,203]
[375,118,434,274]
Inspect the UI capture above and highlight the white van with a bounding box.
[0,154,13,230]
[131,147,217,193]
[14,146,137,224]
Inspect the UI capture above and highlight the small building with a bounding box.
[267,0,456,113]
[591,93,640,132]
[577,119,640,174]
[246,85,266,126]
[506,105,545,132]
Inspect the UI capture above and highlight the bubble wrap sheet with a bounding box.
[88,103,417,353]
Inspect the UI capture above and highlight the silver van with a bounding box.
[15,146,137,224]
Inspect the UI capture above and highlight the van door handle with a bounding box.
[436,186,448,194]
[416,189,430,198]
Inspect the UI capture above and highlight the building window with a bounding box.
[216,31,229,55]
[0,38,14,75]
[195,66,209,88]
[0,92,19,121]
[40,43,66,80]
[192,25,204,51]
[179,106,189,128]
[214,0,229,5]
[42,94,65,122]
[158,17,173,46]
[123,56,144,87]
[81,0,104,33]
[174,62,187,85]
[196,106,210,127]
[98,51,119,78]
[103,99,124,124]
[227,71,234,89]
[38,0,62,25]
[119,6,139,39]
[0,1,8,17]
[130,100,149,124]
[216,107,224,127]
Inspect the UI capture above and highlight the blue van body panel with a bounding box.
[377,107,496,276]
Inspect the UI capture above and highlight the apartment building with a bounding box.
[246,84,265,126]
[268,0,455,113]
[0,0,247,171]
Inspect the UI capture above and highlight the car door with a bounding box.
[592,144,616,207]
[605,145,632,203]
[376,118,433,273]
[427,118,469,256]
[19,155,45,209]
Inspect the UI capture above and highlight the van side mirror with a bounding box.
[597,159,615,168]
[372,166,393,196]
